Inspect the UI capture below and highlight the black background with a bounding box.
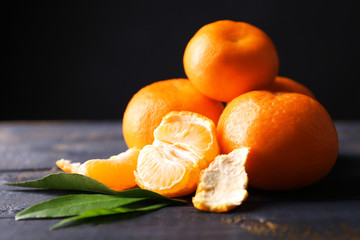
[3,1,360,120]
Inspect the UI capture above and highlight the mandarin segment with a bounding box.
[56,159,81,173]
[135,144,201,197]
[122,79,224,149]
[217,91,338,191]
[56,148,140,191]
[154,111,219,169]
[135,111,220,197]
[193,147,249,212]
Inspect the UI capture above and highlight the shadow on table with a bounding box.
[247,154,360,203]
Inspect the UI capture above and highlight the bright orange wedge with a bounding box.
[135,111,219,197]
[56,148,140,191]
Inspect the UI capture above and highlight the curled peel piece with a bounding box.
[192,147,249,212]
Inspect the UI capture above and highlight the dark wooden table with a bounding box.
[1,121,360,240]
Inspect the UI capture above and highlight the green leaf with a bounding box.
[6,173,187,230]
[4,173,121,194]
[16,194,145,220]
[4,173,186,205]
[50,202,169,230]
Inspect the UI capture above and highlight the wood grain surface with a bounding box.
[1,121,359,240]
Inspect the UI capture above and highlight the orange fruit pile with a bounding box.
[55,20,338,213]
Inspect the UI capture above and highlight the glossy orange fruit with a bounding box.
[217,91,338,191]
[56,148,140,191]
[183,20,279,102]
[268,76,316,98]
[122,79,224,149]
[135,111,219,197]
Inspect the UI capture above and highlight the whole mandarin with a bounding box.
[184,20,279,102]
[268,76,316,99]
[217,91,338,191]
[122,79,224,149]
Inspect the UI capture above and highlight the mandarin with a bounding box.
[183,20,279,102]
[217,91,338,191]
[268,76,316,99]
[122,79,224,149]
[135,111,219,197]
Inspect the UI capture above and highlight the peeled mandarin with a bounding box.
[135,111,219,197]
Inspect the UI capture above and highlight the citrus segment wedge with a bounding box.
[56,159,81,173]
[56,148,140,191]
[154,111,219,168]
[135,144,201,197]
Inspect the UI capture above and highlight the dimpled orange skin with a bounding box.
[268,76,316,99]
[217,91,338,191]
[184,20,279,102]
[123,79,224,149]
